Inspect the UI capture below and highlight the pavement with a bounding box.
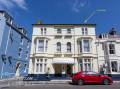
[0,79,120,88]
[0,83,120,89]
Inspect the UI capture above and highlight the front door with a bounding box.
[54,64,62,77]
[66,65,72,77]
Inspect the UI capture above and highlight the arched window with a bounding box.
[67,42,71,52]
[57,42,61,52]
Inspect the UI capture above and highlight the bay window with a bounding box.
[35,58,48,73]
[79,39,91,53]
[79,59,92,71]
[37,39,48,53]
[83,40,90,52]
[38,40,44,52]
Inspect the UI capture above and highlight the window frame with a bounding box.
[82,27,88,35]
[57,29,62,34]
[38,40,44,52]
[56,42,61,52]
[67,42,71,52]
[109,44,115,54]
[35,58,48,74]
[83,39,90,53]
[79,59,92,71]
[67,29,71,34]
[111,61,118,72]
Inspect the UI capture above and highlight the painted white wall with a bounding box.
[29,25,97,74]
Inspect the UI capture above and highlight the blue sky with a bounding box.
[0,0,120,38]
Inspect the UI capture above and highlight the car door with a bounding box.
[82,72,93,83]
[90,72,102,83]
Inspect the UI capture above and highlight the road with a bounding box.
[1,83,120,89]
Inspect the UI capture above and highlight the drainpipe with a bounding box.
[73,28,75,74]
[96,39,100,72]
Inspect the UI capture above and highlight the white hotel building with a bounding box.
[96,28,120,76]
[28,23,98,79]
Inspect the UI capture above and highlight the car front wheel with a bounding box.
[77,79,84,85]
[103,79,109,85]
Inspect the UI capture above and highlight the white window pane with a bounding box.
[38,40,44,52]
[57,29,61,34]
[83,40,90,52]
[45,40,48,52]
[40,59,43,63]
[109,44,115,54]
[36,63,39,72]
[79,41,82,52]
[67,42,71,52]
[111,61,118,72]
[88,64,91,71]
[57,42,61,52]
[82,28,84,35]
[40,64,42,72]
[85,64,87,71]
[44,64,47,72]
[41,28,43,35]
[85,28,88,35]
[37,59,39,62]
[44,28,47,35]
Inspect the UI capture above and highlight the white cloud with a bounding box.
[12,0,27,10]
[72,0,88,13]
[0,0,28,11]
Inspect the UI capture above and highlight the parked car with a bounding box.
[72,71,113,85]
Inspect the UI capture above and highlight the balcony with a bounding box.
[64,52,73,57]
[78,52,97,57]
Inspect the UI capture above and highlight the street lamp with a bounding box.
[84,9,106,23]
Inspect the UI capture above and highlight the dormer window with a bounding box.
[44,28,47,35]
[41,28,43,35]
[82,28,88,35]
[67,29,71,34]
[57,29,62,34]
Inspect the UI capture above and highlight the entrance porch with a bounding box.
[53,64,73,78]
[52,58,74,78]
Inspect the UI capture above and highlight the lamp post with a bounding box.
[84,9,106,23]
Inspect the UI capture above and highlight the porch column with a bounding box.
[44,39,46,53]
[62,64,65,77]
[82,58,85,71]
[91,58,93,71]
[36,39,38,52]
[34,58,37,74]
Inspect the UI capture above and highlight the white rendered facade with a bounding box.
[29,24,98,77]
[96,28,120,75]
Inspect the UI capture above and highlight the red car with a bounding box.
[72,71,113,85]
